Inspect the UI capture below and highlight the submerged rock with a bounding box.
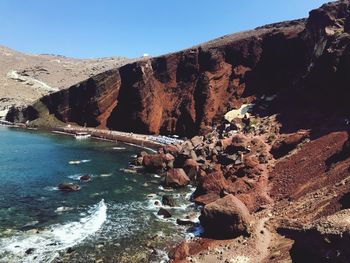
[58,183,80,192]
[80,175,92,182]
[157,208,172,218]
[176,218,196,226]
[25,248,35,255]
[162,195,177,207]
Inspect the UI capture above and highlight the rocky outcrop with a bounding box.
[199,194,252,238]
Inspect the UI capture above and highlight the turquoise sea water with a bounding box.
[0,127,199,263]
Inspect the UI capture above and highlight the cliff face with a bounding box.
[107,23,306,137]
[10,1,350,138]
[9,20,306,136]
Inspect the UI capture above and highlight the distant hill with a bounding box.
[0,45,131,118]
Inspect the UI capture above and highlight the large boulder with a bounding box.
[199,194,252,238]
[194,170,229,196]
[164,168,190,188]
[183,158,199,180]
[161,144,181,156]
[142,153,166,171]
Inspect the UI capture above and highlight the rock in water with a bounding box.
[25,248,35,255]
[164,168,190,188]
[199,194,252,238]
[143,154,166,171]
[157,208,172,218]
[80,174,91,182]
[176,218,195,226]
[162,195,176,207]
[58,183,80,192]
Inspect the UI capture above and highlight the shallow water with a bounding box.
[0,127,199,262]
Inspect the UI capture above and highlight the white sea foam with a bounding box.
[44,186,59,191]
[0,200,107,263]
[99,201,151,240]
[100,173,112,177]
[68,159,91,165]
[112,147,126,150]
[54,206,73,213]
[150,249,170,263]
[67,174,82,180]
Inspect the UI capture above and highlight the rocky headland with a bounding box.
[4,0,350,262]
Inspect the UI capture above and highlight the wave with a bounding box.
[44,186,58,191]
[0,200,107,263]
[68,159,91,165]
[100,173,112,177]
[112,147,126,150]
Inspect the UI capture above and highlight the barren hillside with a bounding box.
[0,45,131,118]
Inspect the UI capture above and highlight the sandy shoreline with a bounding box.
[1,122,182,150]
[55,126,182,149]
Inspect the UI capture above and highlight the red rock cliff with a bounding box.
[11,1,350,138]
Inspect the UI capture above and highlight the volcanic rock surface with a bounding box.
[128,1,350,262]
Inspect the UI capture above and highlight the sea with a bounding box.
[0,127,201,263]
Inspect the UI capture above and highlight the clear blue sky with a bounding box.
[0,0,333,58]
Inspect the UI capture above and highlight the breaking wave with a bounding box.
[0,200,107,263]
